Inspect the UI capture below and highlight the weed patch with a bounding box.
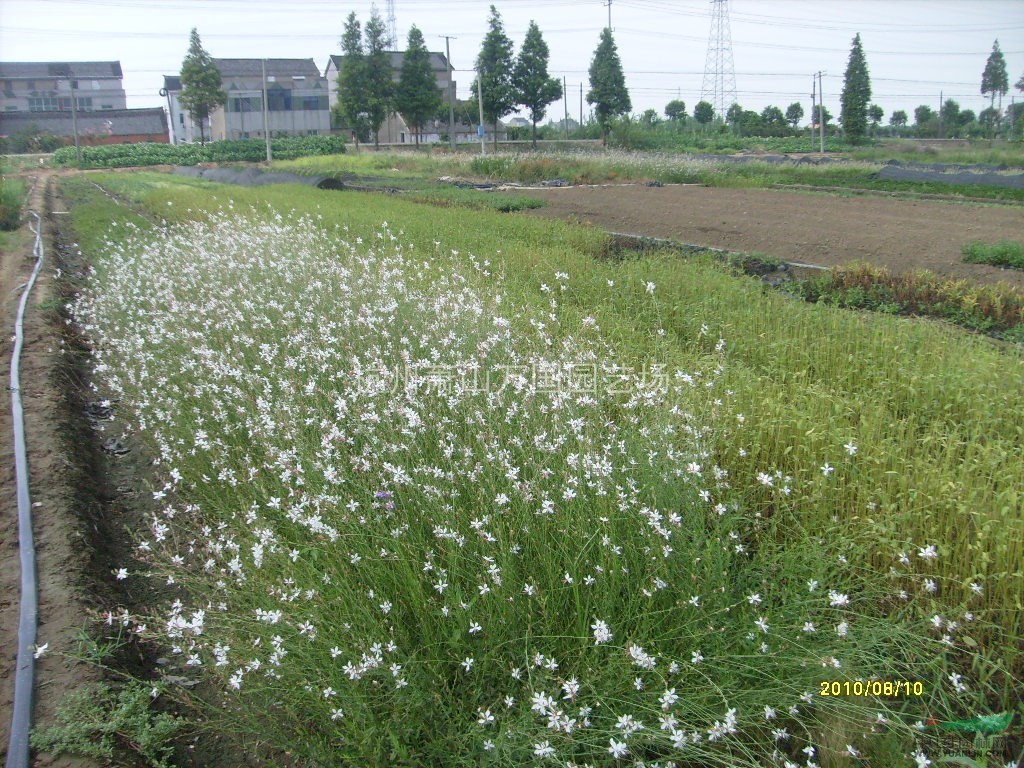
[794,261,1024,340]
[962,240,1024,270]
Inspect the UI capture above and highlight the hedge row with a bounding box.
[51,135,347,169]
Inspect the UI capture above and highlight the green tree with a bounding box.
[364,10,395,148]
[1017,70,1024,94]
[840,33,871,144]
[586,28,631,145]
[178,28,226,145]
[336,13,370,143]
[725,102,743,130]
[760,105,787,136]
[694,100,715,126]
[664,99,686,122]
[472,5,516,150]
[868,103,884,134]
[738,109,763,137]
[978,106,1000,131]
[397,26,442,147]
[981,39,1009,113]
[640,108,659,128]
[889,109,908,136]
[785,102,804,130]
[512,20,562,147]
[940,98,960,137]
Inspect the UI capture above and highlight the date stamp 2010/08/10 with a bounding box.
[819,680,924,698]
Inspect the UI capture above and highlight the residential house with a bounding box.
[161,75,204,144]
[0,108,167,145]
[0,61,168,143]
[0,61,127,114]
[164,58,330,143]
[325,51,494,144]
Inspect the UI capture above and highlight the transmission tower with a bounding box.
[385,0,399,48]
[699,0,738,120]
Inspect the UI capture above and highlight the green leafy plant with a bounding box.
[51,134,346,169]
[30,682,183,767]
[962,240,1024,270]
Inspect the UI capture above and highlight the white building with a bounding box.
[163,58,330,143]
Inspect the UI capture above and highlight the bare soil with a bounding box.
[522,184,1024,290]
[0,171,100,767]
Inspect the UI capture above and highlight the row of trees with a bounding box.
[337,11,440,146]
[174,19,1023,150]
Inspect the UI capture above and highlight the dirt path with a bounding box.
[522,185,1024,289]
[0,171,99,767]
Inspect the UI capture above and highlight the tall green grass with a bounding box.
[60,173,1023,766]
[1,174,26,230]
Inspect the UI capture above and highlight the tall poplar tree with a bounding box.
[981,40,1009,112]
[840,33,871,144]
[472,5,516,149]
[179,28,226,145]
[336,12,370,143]
[513,21,561,147]
[397,26,441,147]
[586,28,630,145]
[364,10,395,148]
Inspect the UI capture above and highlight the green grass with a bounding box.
[962,240,1024,270]
[1,175,26,230]
[58,172,1023,766]
[276,149,1024,203]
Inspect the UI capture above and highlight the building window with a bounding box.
[28,95,58,111]
[301,95,327,111]
[229,96,262,113]
[101,104,113,110]
[267,89,292,111]
[92,80,100,90]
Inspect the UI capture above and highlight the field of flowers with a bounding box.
[61,174,1022,767]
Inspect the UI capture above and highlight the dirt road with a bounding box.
[0,172,99,767]
[523,184,1024,289]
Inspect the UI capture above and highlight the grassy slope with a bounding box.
[61,172,1023,763]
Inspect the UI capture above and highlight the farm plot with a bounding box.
[54,174,1023,767]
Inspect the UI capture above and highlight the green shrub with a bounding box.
[962,240,1024,270]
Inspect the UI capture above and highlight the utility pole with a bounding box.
[440,35,457,151]
[477,69,485,155]
[67,79,81,165]
[605,0,612,30]
[817,71,825,154]
[810,73,816,152]
[563,75,569,139]
[261,59,272,162]
[938,89,943,138]
[579,82,583,130]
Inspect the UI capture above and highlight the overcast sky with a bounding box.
[1,0,1022,124]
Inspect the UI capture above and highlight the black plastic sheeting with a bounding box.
[876,161,1024,189]
[171,159,1024,192]
[172,166,345,189]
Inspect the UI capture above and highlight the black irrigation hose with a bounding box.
[6,210,45,768]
